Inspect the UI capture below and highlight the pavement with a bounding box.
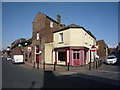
[20,61,120,81]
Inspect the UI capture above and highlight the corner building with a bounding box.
[45,24,96,66]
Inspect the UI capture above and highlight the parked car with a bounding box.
[105,55,117,64]
[7,57,12,61]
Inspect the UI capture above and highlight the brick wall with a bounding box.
[31,12,65,63]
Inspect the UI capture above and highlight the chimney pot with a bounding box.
[57,14,61,25]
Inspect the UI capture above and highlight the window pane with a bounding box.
[36,33,39,40]
[77,53,79,59]
[50,21,53,28]
[59,33,63,42]
[58,51,66,61]
[73,53,76,59]
[61,33,63,41]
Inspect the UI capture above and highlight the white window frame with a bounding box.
[59,33,63,43]
[36,32,39,40]
[50,21,53,28]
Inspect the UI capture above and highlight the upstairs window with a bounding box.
[36,32,39,40]
[59,33,63,43]
[50,21,53,28]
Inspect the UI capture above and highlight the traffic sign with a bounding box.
[91,46,97,52]
[27,46,31,52]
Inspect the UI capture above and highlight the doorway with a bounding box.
[35,45,40,63]
[73,50,80,66]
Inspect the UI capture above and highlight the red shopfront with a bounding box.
[54,47,89,66]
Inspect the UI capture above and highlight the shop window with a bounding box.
[77,53,79,59]
[58,51,66,61]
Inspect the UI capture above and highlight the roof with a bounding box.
[67,24,82,28]
[11,38,32,49]
[34,12,64,26]
[46,15,64,26]
[53,24,96,39]
[96,40,105,44]
[96,40,107,47]
[14,38,26,43]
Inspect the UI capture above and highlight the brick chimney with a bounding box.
[57,14,61,25]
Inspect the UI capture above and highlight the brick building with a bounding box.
[96,40,108,61]
[10,38,32,62]
[23,38,32,63]
[31,12,65,65]
[11,38,26,56]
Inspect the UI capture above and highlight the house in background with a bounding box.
[45,24,96,66]
[31,12,65,65]
[11,38,26,56]
[10,38,32,62]
[23,38,32,63]
[96,40,108,61]
[2,46,11,58]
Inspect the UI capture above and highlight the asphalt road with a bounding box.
[2,59,44,88]
[2,58,120,89]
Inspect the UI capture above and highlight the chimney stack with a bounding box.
[57,14,61,25]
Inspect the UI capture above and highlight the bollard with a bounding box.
[33,62,35,68]
[67,62,70,71]
[53,62,56,71]
[93,61,95,68]
[43,61,45,70]
[37,63,39,69]
[99,60,100,67]
[96,61,98,69]
[98,60,100,67]
[101,60,103,65]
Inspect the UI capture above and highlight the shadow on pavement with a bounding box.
[41,70,120,88]
[30,81,36,89]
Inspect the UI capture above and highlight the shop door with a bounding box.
[73,50,80,66]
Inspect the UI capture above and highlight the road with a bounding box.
[2,58,120,88]
[2,58,44,88]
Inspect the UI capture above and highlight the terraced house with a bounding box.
[10,38,32,62]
